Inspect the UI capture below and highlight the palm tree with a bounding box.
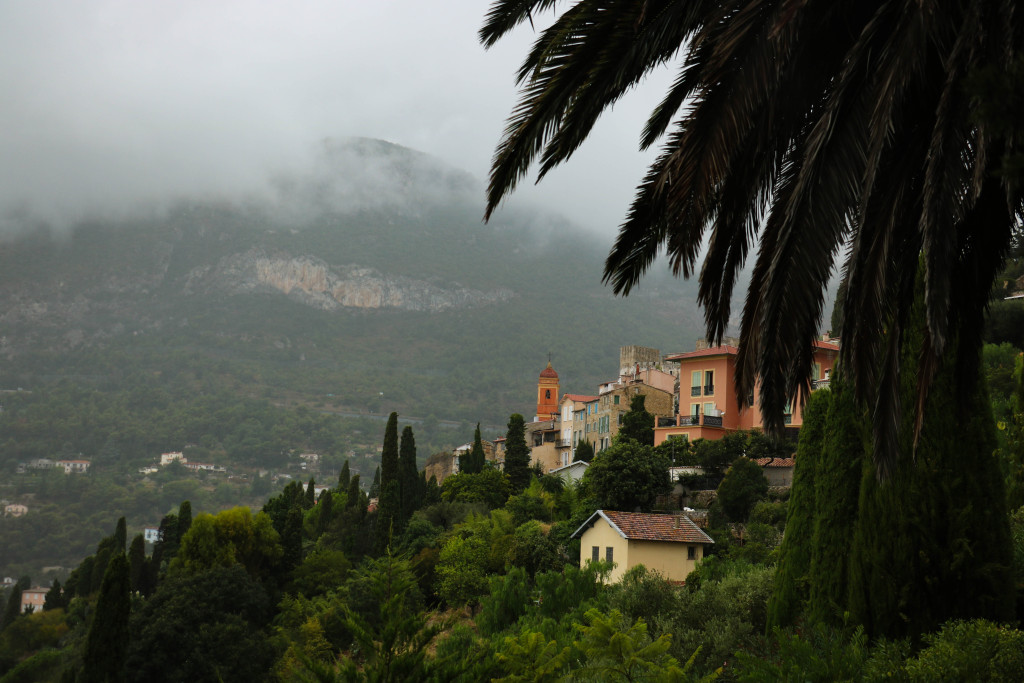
[481,0,1023,475]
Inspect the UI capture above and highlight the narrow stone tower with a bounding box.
[535,361,560,421]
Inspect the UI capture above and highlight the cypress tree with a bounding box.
[316,491,335,538]
[400,426,421,521]
[43,579,64,611]
[113,517,127,553]
[281,507,304,572]
[808,372,866,625]
[381,412,400,486]
[1,577,29,629]
[504,414,532,493]
[619,395,655,445]
[848,273,1014,640]
[462,423,485,474]
[177,501,192,539]
[369,466,381,498]
[574,439,595,463]
[339,460,351,492]
[376,413,401,552]
[128,534,147,595]
[305,479,317,507]
[767,387,831,630]
[347,474,362,509]
[82,554,130,683]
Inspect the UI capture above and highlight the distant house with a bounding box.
[550,461,588,484]
[20,587,47,613]
[4,503,27,517]
[143,527,161,544]
[138,466,159,475]
[571,509,715,583]
[756,457,796,487]
[56,460,90,474]
[26,458,55,470]
[298,453,320,465]
[183,462,225,473]
[313,485,330,499]
[160,452,185,466]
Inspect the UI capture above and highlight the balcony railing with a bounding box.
[702,414,723,427]
[783,414,793,425]
[657,417,677,428]
[690,386,701,397]
[679,415,699,426]
[704,384,715,395]
[555,439,572,448]
[811,379,831,390]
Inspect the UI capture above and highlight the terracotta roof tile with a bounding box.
[664,346,740,361]
[755,457,796,467]
[572,510,714,544]
[563,393,599,402]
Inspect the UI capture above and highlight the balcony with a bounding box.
[702,414,723,428]
[555,439,572,448]
[811,379,831,390]
[783,413,793,425]
[690,386,701,397]
[704,384,715,395]
[679,415,699,426]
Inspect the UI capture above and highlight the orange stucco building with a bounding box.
[653,338,839,446]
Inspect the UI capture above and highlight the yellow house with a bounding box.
[571,510,714,583]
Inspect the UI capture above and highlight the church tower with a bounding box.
[535,361,559,421]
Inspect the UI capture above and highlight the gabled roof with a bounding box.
[571,510,714,544]
[550,461,588,474]
[755,457,796,467]
[562,393,598,403]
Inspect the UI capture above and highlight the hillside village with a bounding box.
[426,339,836,491]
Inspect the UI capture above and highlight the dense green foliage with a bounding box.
[583,439,671,512]
[503,414,531,494]
[618,395,654,446]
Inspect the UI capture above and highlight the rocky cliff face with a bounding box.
[187,248,513,312]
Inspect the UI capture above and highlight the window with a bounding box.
[690,370,701,397]
[813,362,822,380]
[592,546,599,563]
[704,402,714,415]
[687,546,696,560]
[704,370,715,394]
[613,395,620,405]
[606,547,614,563]
[545,389,551,399]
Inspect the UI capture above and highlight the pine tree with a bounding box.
[504,414,532,494]
[82,554,130,683]
[128,534,147,595]
[462,423,485,474]
[618,395,655,445]
[399,426,421,522]
[767,387,831,630]
[339,460,351,492]
[574,440,595,463]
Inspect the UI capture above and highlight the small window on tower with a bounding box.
[546,389,551,399]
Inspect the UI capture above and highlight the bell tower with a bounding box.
[536,360,560,421]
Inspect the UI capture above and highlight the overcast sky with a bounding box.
[0,0,676,236]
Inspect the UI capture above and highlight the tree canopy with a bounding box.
[481,0,1024,474]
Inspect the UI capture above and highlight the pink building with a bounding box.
[654,338,839,446]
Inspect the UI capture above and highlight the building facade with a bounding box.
[654,337,839,446]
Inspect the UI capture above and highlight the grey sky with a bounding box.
[0,0,674,235]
